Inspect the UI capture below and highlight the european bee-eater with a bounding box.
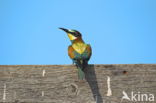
[59,28,92,80]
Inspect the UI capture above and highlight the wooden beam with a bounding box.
[0,64,156,103]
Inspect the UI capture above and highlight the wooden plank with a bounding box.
[0,64,155,103]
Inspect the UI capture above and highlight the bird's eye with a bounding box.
[75,32,79,37]
[69,30,81,37]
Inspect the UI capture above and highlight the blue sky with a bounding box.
[0,0,156,64]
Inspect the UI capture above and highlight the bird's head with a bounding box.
[59,28,82,42]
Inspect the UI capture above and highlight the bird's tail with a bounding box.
[77,67,85,80]
[76,60,85,80]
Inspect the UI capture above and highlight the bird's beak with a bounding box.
[59,28,69,33]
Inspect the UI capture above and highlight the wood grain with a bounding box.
[0,64,156,103]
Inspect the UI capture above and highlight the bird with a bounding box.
[59,28,92,80]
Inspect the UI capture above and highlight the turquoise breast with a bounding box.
[73,50,89,60]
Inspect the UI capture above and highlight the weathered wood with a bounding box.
[0,64,156,103]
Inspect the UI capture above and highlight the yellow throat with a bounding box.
[72,41,87,54]
[67,33,77,41]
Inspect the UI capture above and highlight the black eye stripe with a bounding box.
[75,33,79,36]
[75,32,81,37]
[69,30,82,37]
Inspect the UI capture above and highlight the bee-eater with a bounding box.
[59,28,92,80]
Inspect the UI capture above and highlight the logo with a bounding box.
[120,91,155,103]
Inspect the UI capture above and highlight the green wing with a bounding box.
[85,44,92,61]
